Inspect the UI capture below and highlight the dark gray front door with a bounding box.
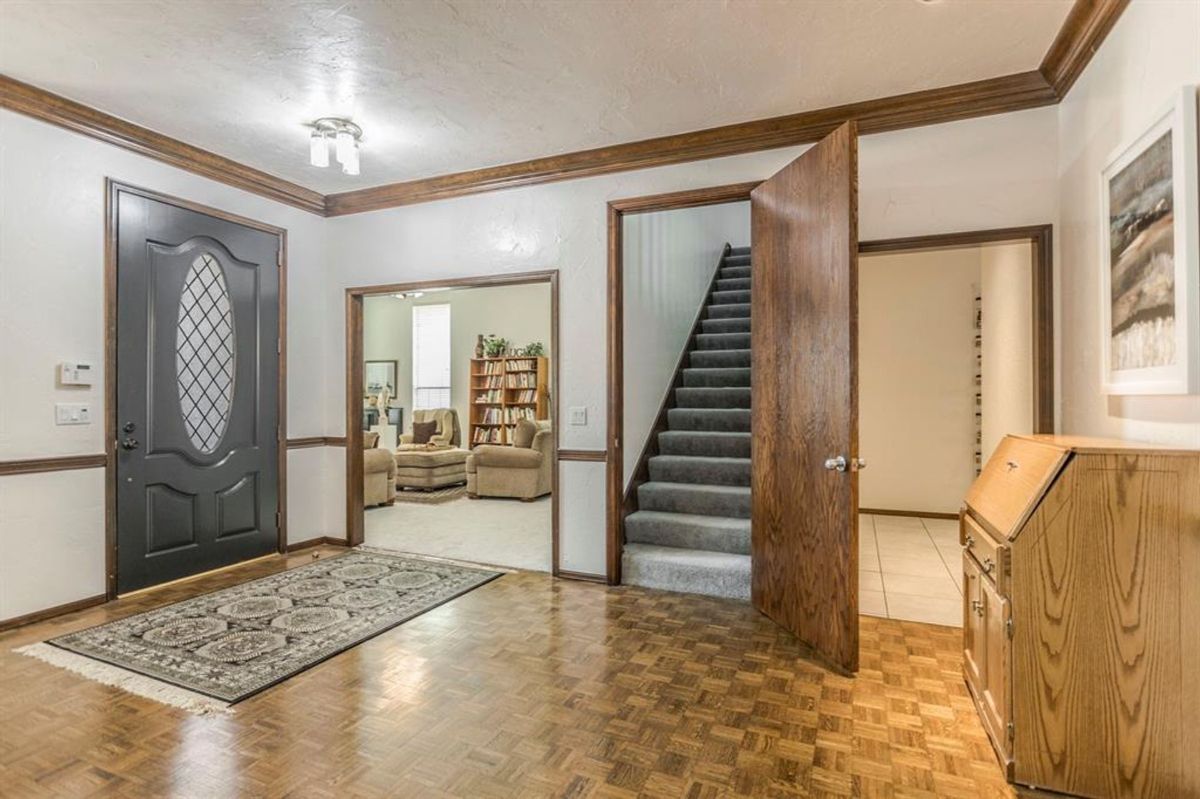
[115,188,280,593]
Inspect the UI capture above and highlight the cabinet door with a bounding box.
[962,552,985,695]
[980,574,1012,761]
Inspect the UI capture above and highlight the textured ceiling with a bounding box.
[0,0,1073,193]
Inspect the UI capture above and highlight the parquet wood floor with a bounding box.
[0,547,1015,798]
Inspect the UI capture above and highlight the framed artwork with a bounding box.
[1100,85,1199,395]
[364,359,398,398]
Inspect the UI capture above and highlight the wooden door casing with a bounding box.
[750,121,859,672]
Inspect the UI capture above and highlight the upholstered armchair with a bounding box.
[466,419,552,501]
[363,431,396,507]
[398,408,461,450]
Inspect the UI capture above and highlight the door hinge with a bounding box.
[1007,722,1015,740]
[1006,618,1014,638]
[277,249,283,268]
[275,509,282,528]
[277,338,282,354]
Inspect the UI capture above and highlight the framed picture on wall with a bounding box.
[1100,85,1199,395]
[364,359,398,398]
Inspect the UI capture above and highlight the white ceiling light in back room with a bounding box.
[309,118,362,175]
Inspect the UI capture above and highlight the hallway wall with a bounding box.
[622,202,750,486]
[1056,0,1200,447]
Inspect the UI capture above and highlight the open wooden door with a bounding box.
[751,121,860,672]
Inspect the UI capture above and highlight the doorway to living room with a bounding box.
[345,272,559,573]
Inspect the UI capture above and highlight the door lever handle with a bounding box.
[824,455,847,472]
[120,437,140,451]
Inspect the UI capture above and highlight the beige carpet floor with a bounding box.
[364,495,552,572]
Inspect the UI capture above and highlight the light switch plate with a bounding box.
[55,403,92,425]
[569,406,588,426]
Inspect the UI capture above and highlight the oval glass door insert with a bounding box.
[176,252,235,453]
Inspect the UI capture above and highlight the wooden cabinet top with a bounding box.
[965,434,1198,541]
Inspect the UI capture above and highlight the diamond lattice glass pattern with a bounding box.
[176,253,235,454]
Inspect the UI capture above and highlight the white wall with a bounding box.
[622,202,750,483]
[1056,0,1200,447]
[325,106,1059,575]
[0,110,329,620]
[362,283,552,439]
[980,241,1035,460]
[0,90,1061,616]
[859,248,981,514]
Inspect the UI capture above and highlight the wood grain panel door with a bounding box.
[751,121,860,672]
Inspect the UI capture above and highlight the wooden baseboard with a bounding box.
[0,594,108,633]
[860,507,959,520]
[556,569,606,584]
[286,536,349,552]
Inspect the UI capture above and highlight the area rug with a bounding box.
[17,550,499,714]
[392,484,467,504]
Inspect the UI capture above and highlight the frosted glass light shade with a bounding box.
[309,131,329,168]
[341,139,360,176]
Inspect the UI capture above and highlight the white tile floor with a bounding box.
[859,513,963,627]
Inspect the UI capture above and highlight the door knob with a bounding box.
[120,437,140,451]
[851,457,867,471]
[824,455,847,472]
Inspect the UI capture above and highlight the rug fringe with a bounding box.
[15,643,232,716]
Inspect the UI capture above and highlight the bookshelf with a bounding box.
[469,355,549,447]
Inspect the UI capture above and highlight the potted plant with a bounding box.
[483,335,509,358]
[522,341,546,357]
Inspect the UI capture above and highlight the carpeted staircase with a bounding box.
[622,245,752,600]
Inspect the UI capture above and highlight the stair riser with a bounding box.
[681,368,750,387]
[709,290,751,305]
[690,349,751,368]
[638,485,751,518]
[621,550,751,600]
[723,253,751,266]
[667,408,751,432]
[624,517,750,555]
[694,333,751,351]
[648,458,750,486]
[699,317,750,334]
[715,278,751,292]
[674,387,750,409]
[705,303,751,319]
[719,266,751,280]
[658,432,751,458]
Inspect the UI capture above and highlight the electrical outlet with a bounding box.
[569,406,588,426]
[55,403,92,425]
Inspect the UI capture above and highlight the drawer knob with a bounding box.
[965,535,975,549]
[983,557,995,573]
[1005,460,1020,472]
[971,600,984,616]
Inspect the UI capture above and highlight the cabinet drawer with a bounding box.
[962,513,1008,594]
[965,436,1069,540]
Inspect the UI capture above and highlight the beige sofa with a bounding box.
[363,431,396,506]
[398,408,461,450]
[466,419,552,501]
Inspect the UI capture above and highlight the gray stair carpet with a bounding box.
[623,246,753,601]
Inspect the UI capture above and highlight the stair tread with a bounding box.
[622,544,751,600]
[626,509,751,529]
[640,481,750,496]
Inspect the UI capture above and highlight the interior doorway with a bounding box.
[344,272,560,573]
[856,227,1053,626]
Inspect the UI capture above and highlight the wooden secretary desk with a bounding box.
[960,434,1200,798]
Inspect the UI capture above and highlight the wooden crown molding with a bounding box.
[0,75,325,215]
[325,71,1057,215]
[0,0,1127,218]
[1039,0,1130,99]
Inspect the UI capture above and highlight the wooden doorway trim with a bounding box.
[607,191,1054,586]
[104,180,289,600]
[859,224,1055,434]
[606,182,759,584]
[343,271,562,572]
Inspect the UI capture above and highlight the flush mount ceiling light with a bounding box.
[391,291,425,300]
[309,117,362,176]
